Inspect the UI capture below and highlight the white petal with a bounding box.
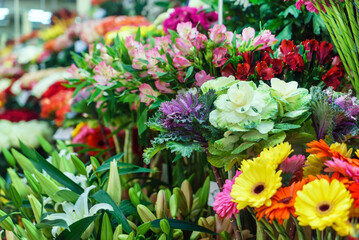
[74,185,96,218]
[89,203,114,216]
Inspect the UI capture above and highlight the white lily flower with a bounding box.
[45,185,113,237]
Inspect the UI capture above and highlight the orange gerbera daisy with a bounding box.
[255,181,305,224]
[349,182,359,208]
[306,172,353,188]
[306,140,359,168]
[306,140,332,158]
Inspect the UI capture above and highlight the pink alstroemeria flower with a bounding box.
[139,83,160,105]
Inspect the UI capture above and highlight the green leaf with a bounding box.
[276,24,292,43]
[279,5,301,18]
[135,27,141,42]
[56,215,98,240]
[151,219,217,235]
[94,153,125,173]
[37,219,70,231]
[166,142,204,159]
[0,212,20,224]
[184,66,194,81]
[313,14,326,35]
[261,132,287,149]
[143,145,166,164]
[137,109,148,136]
[54,190,80,203]
[19,141,84,194]
[231,142,255,154]
[91,190,132,233]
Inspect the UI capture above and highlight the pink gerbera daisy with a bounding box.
[213,171,241,219]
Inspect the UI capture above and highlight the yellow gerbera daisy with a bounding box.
[241,142,292,171]
[231,161,282,210]
[303,154,325,177]
[295,179,352,231]
[330,142,353,158]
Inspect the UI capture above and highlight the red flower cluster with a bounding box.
[0,109,39,122]
[222,39,344,89]
[40,81,73,126]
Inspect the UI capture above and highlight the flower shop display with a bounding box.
[2,0,359,239]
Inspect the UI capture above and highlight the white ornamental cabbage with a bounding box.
[209,81,277,134]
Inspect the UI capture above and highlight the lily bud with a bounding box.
[198,177,210,207]
[5,231,16,240]
[169,194,178,218]
[158,233,167,240]
[71,155,87,176]
[173,188,188,215]
[22,218,46,240]
[2,148,15,167]
[7,168,28,199]
[136,221,151,235]
[0,210,14,231]
[129,187,140,207]
[33,170,62,202]
[113,224,122,240]
[28,194,45,224]
[155,190,166,219]
[101,213,113,240]
[106,160,121,205]
[159,219,170,235]
[164,189,171,207]
[37,136,53,154]
[90,156,100,171]
[8,184,22,208]
[24,171,41,196]
[181,180,193,212]
[126,232,135,240]
[173,229,183,239]
[11,149,34,173]
[118,234,129,240]
[137,204,160,233]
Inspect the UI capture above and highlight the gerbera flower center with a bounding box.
[252,182,266,195]
[316,201,333,215]
[278,196,292,204]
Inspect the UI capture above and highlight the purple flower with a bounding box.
[334,93,359,121]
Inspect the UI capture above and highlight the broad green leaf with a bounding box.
[54,190,79,203]
[19,141,84,194]
[56,215,98,240]
[37,219,70,231]
[231,142,255,154]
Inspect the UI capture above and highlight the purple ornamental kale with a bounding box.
[159,90,204,129]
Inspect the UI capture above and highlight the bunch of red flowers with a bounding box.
[222,39,345,89]
[40,81,74,126]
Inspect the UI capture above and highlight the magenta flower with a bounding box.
[324,158,351,176]
[163,7,199,33]
[213,171,241,219]
[198,10,218,30]
[280,155,306,174]
[139,83,160,106]
[213,47,227,67]
[93,61,117,86]
[195,70,214,87]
